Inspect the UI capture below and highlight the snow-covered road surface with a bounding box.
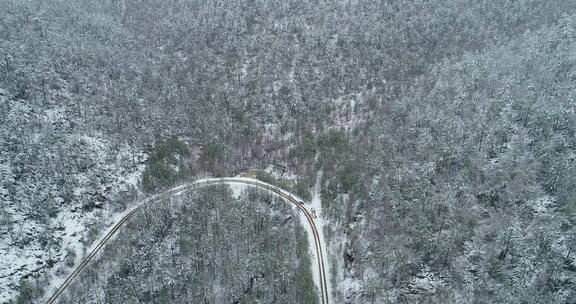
[45,177,330,304]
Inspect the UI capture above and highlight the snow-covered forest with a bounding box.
[58,186,318,304]
[1,0,576,303]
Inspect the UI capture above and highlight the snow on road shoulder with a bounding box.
[309,170,332,302]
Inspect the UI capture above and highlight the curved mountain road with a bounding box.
[46,177,329,304]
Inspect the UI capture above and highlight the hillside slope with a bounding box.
[1,0,576,303]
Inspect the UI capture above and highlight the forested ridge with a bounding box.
[1,0,575,303]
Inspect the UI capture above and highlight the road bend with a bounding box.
[46,177,329,304]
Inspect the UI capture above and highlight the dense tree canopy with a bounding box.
[1,0,575,303]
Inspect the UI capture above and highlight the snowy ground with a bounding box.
[0,143,146,303]
[0,206,97,303]
[306,169,333,302]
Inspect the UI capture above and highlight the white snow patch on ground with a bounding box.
[530,196,555,213]
[227,182,245,200]
[406,266,444,294]
[119,164,145,190]
[43,107,65,124]
[0,209,96,302]
[340,277,362,301]
[19,206,99,303]
[0,227,45,302]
